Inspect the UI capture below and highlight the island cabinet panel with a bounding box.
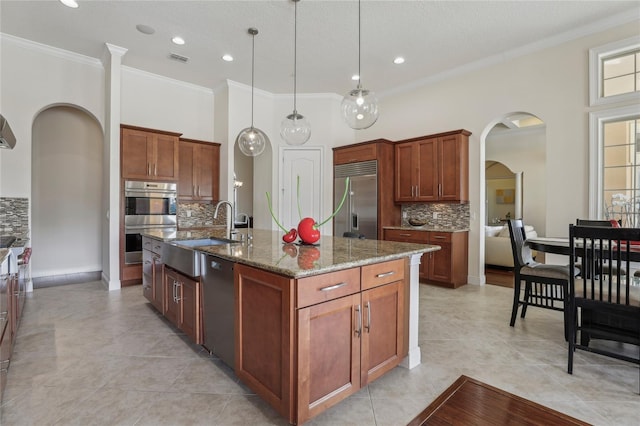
[142,237,164,312]
[163,267,202,344]
[178,138,220,202]
[121,125,180,181]
[235,264,296,422]
[394,129,470,202]
[297,293,362,423]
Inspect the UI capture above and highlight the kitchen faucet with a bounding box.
[214,200,237,240]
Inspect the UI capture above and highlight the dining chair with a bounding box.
[567,225,640,393]
[575,218,626,278]
[507,220,578,339]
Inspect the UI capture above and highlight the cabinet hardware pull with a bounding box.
[144,260,151,265]
[147,163,151,175]
[197,186,200,197]
[438,183,442,197]
[175,281,182,302]
[365,301,371,333]
[154,163,157,176]
[410,186,414,198]
[399,233,411,237]
[173,280,178,302]
[319,282,347,292]
[433,236,446,240]
[144,241,151,247]
[193,185,196,195]
[376,271,395,278]
[355,305,362,337]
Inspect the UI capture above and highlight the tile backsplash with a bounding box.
[177,202,227,229]
[402,203,470,230]
[0,197,29,235]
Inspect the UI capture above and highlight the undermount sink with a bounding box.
[163,237,239,277]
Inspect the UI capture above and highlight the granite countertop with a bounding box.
[143,228,438,278]
[384,226,470,232]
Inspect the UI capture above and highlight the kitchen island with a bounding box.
[143,228,437,424]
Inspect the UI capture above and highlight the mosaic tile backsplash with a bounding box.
[402,203,470,230]
[1,197,29,235]
[177,202,227,229]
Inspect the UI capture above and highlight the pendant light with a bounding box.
[341,0,379,130]
[280,0,311,145]
[237,28,269,157]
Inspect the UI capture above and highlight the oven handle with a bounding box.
[125,225,177,232]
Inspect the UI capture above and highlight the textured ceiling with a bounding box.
[1,1,638,95]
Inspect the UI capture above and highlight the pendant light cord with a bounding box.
[251,31,255,127]
[293,0,298,114]
[357,0,362,90]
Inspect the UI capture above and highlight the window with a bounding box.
[589,106,640,223]
[589,36,640,105]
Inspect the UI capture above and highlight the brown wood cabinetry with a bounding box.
[0,268,23,402]
[178,138,221,202]
[235,259,406,424]
[121,125,180,181]
[394,130,470,202]
[142,236,164,312]
[333,140,401,239]
[164,267,202,344]
[384,228,468,288]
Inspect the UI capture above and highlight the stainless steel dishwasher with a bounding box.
[200,253,235,369]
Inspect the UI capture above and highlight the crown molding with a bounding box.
[122,66,213,95]
[0,32,102,69]
[380,12,640,99]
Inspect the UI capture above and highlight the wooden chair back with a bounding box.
[506,220,535,269]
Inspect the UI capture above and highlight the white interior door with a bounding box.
[280,147,323,230]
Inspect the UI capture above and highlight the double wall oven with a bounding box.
[124,181,177,264]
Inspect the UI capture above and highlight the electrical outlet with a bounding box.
[186,210,192,217]
[432,212,438,219]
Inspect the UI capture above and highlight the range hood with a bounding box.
[0,115,16,150]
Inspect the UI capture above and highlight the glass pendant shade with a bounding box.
[280,112,311,146]
[236,126,267,157]
[341,86,379,129]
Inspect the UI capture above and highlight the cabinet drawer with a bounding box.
[361,259,405,290]
[384,229,428,244]
[142,250,154,276]
[429,232,452,243]
[297,268,360,309]
[334,144,377,165]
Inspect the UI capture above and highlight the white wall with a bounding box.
[31,106,103,277]
[352,20,640,284]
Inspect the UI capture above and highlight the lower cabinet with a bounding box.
[0,269,20,402]
[384,228,468,288]
[235,258,406,425]
[142,237,164,312]
[164,267,202,344]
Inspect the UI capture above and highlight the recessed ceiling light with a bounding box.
[136,24,155,35]
[222,54,234,62]
[393,56,405,64]
[172,36,185,45]
[59,0,78,8]
[351,74,360,81]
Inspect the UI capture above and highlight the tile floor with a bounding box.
[1,280,638,425]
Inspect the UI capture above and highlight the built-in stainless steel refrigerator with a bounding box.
[334,160,378,239]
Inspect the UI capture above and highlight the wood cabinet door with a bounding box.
[153,134,179,180]
[195,143,217,201]
[439,134,465,201]
[429,242,452,283]
[179,275,201,344]
[121,128,153,179]
[394,143,416,202]
[416,138,438,201]
[178,141,196,199]
[360,281,404,386]
[164,268,180,326]
[297,293,362,424]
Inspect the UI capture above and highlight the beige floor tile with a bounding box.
[134,392,230,426]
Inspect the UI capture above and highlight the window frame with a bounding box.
[589,35,640,106]
[589,104,640,219]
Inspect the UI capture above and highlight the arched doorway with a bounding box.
[482,112,546,286]
[31,105,103,283]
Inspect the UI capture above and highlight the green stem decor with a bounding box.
[316,177,349,228]
[266,191,288,233]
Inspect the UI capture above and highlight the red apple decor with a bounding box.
[266,176,350,245]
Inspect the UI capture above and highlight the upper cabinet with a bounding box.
[121,125,180,181]
[394,129,470,203]
[178,138,221,202]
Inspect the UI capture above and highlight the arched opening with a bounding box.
[481,112,546,286]
[31,105,103,284]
